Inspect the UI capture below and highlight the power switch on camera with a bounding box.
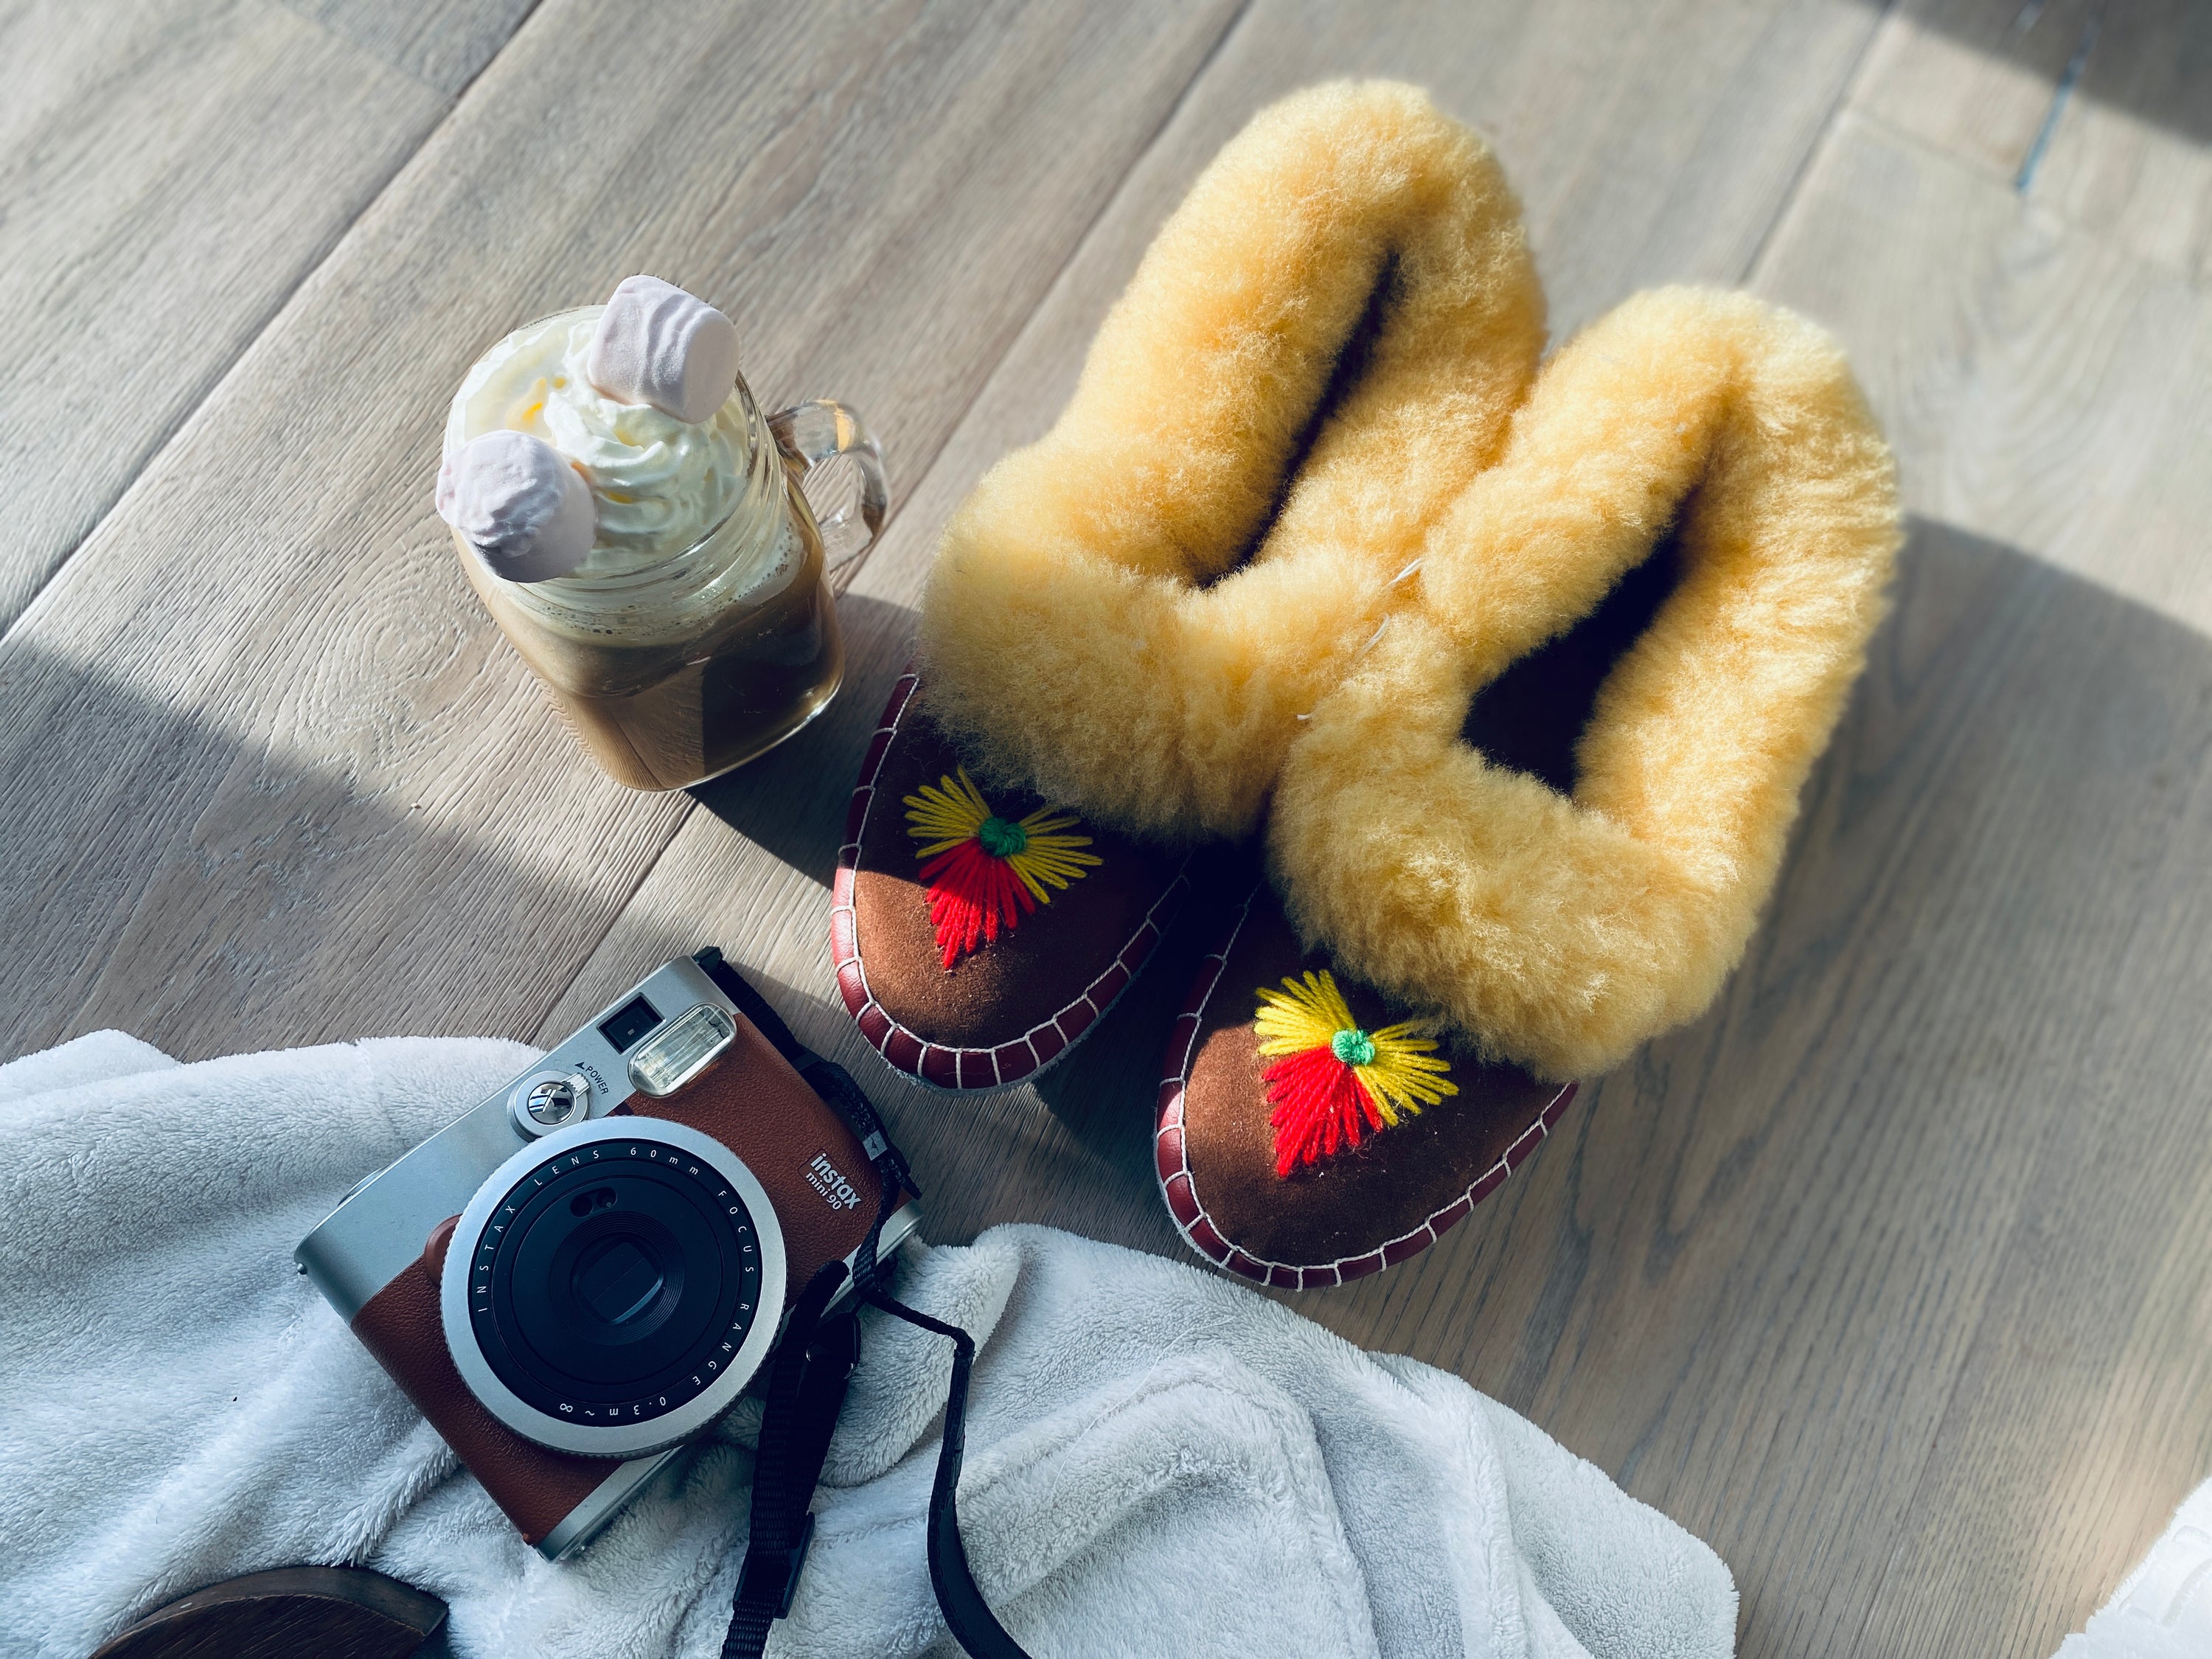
[509,1070,591,1138]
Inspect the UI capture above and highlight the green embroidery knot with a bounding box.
[1331,1027,1376,1067]
[977,815,1028,858]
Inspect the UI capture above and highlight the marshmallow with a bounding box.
[439,429,597,583]
[586,275,740,424]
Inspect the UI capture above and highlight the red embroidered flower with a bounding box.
[905,768,1101,967]
[1254,970,1456,1175]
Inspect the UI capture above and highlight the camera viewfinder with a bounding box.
[597,995,661,1053]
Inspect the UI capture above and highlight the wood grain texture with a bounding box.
[13,1,2212,1656]
[546,9,2212,1658]
[1733,102,2212,1658]
[0,0,462,632]
[0,0,1248,1065]
[1759,110,2212,629]
[1366,523,2212,1658]
[283,0,541,93]
[1857,0,2212,277]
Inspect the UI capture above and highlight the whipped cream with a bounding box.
[442,307,748,576]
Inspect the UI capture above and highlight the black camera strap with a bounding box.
[723,1259,856,1658]
[846,1169,1031,1659]
[694,951,1034,1659]
[692,948,916,1200]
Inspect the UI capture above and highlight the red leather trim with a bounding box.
[1152,882,1581,1287]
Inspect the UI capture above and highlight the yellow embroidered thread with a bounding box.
[1254,970,1457,1130]
[903,768,1102,967]
[905,768,1100,902]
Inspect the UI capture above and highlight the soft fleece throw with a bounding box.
[2052,1476,2212,1659]
[0,1031,1735,1659]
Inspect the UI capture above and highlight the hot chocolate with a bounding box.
[440,287,880,790]
[456,484,840,790]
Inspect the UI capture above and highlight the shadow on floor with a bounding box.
[9,515,2212,1276]
[1844,0,2212,150]
[689,591,921,880]
[982,515,2212,1335]
[10,515,2212,1659]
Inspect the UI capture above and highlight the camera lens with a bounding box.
[573,1233,661,1323]
[460,1133,765,1430]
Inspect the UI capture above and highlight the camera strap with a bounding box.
[845,1170,1034,1659]
[695,951,1036,1659]
[723,1259,856,1658]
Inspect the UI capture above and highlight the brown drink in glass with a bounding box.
[443,302,884,791]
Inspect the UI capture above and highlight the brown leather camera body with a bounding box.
[345,1001,890,1548]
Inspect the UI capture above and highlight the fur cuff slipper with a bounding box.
[1270,286,1900,1081]
[919,80,1543,842]
[835,80,1544,1086]
[833,81,1899,1289]
[1161,287,1897,1283]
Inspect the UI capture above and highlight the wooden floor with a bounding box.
[7,0,2211,1652]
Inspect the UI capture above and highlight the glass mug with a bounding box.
[450,308,886,791]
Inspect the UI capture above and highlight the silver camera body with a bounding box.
[298,954,919,1559]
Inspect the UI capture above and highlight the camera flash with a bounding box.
[628,1004,737,1098]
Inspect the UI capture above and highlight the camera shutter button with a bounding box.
[509,1071,593,1137]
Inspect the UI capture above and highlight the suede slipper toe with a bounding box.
[832,672,1190,1091]
[1156,880,1575,1288]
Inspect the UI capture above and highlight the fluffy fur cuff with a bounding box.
[1270,288,1901,1079]
[919,80,1544,841]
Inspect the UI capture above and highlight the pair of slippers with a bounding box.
[831,83,1900,1289]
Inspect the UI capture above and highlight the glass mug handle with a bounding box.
[768,400,888,594]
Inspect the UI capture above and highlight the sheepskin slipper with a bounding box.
[1158,288,1896,1282]
[1155,878,1576,1287]
[918,80,1544,843]
[1270,287,1902,1082]
[831,672,1191,1091]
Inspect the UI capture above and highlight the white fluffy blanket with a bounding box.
[2052,1476,2212,1659]
[0,1031,1736,1659]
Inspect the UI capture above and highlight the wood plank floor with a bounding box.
[6,1,2210,1654]
[0,0,517,627]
